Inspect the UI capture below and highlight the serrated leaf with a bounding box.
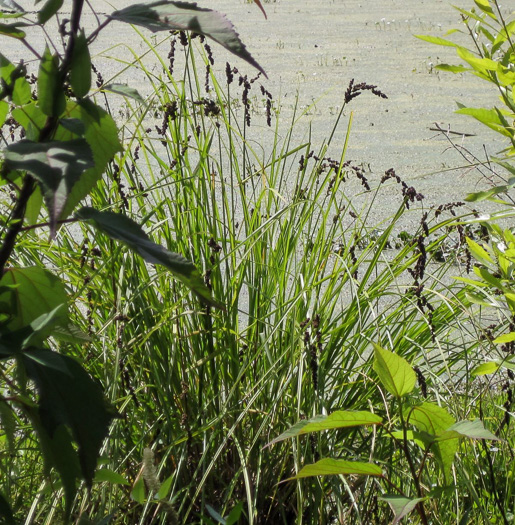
[23,350,114,489]
[437,419,499,441]
[76,207,223,309]
[110,1,266,77]
[379,496,425,525]
[103,83,145,104]
[0,267,68,331]
[472,361,499,376]
[55,99,122,220]
[268,411,382,446]
[94,468,130,485]
[38,45,65,116]
[70,31,91,98]
[37,0,63,24]
[4,138,94,236]
[289,459,382,480]
[373,343,416,398]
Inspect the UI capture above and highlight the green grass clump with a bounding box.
[3,28,513,525]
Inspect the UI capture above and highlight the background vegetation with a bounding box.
[0,0,514,523]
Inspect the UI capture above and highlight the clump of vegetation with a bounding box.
[0,0,513,523]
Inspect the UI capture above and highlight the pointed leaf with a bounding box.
[0,491,14,525]
[94,468,130,485]
[466,237,493,266]
[110,1,266,77]
[76,207,223,309]
[493,332,515,344]
[37,0,63,24]
[289,459,382,480]
[131,477,146,503]
[0,53,31,105]
[103,83,145,104]
[225,501,244,525]
[379,496,425,525]
[4,139,94,235]
[437,420,500,441]
[253,0,266,19]
[23,350,114,488]
[373,343,416,398]
[414,34,457,47]
[0,21,24,38]
[70,30,91,98]
[472,361,500,376]
[268,411,382,446]
[435,64,469,73]
[0,267,68,331]
[38,46,65,116]
[55,99,122,220]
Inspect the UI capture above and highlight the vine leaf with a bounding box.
[76,207,224,310]
[110,1,266,77]
[4,138,94,236]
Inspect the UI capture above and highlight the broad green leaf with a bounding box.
[268,411,382,446]
[0,267,68,331]
[110,1,266,77]
[225,501,244,525]
[405,402,457,480]
[473,267,503,289]
[12,101,47,140]
[37,0,63,24]
[494,19,515,47]
[373,343,416,398]
[472,361,499,376]
[435,64,469,73]
[493,332,515,344]
[0,100,8,126]
[497,65,515,87]
[131,477,146,503]
[70,31,91,98]
[94,468,130,485]
[76,207,224,309]
[0,53,31,105]
[474,0,495,18]
[103,83,145,104]
[4,139,94,236]
[23,350,114,489]
[289,459,382,480]
[466,237,493,266]
[0,21,25,38]
[465,185,509,202]
[0,490,14,525]
[456,107,512,137]
[156,474,173,500]
[38,45,65,116]
[437,419,499,441]
[414,34,457,47]
[55,99,122,220]
[21,304,68,348]
[457,46,498,73]
[379,496,425,525]
[389,430,431,449]
[59,117,86,136]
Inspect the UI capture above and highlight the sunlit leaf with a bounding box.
[471,361,499,376]
[379,496,425,524]
[268,411,382,446]
[94,468,130,485]
[0,267,68,331]
[466,237,493,266]
[373,343,416,398]
[38,46,65,116]
[414,34,457,47]
[435,64,469,73]
[289,459,382,480]
[103,83,145,104]
[437,419,499,441]
[110,1,266,77]
[76,207,224,309]
[0,53,31,105]
[493,332,515,344]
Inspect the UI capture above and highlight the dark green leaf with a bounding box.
[225,502,244,525]
[21,304,68,348]
[103,83,145,104]
[37,0,63,24]
[289,459,382,480]
[0,267,68,331]
[70,30,91,98]
[0,54,31,105]
[379,496,425,524]
[76,207,224,309]
[131,477,145,504]
[268,411,382,446]
[4,139,94,236]
[38,45,65,116]
[110,1,266,77]
[59,117,86,136]
[55,99,122,220]
[23,350,114,488]
[12,101,47,140]
[0,490,15,525]
[94,468,130,485]
[373,343,416,398]
[0,401,16,455]
[435,64,469,73]
[0,21,25,38]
